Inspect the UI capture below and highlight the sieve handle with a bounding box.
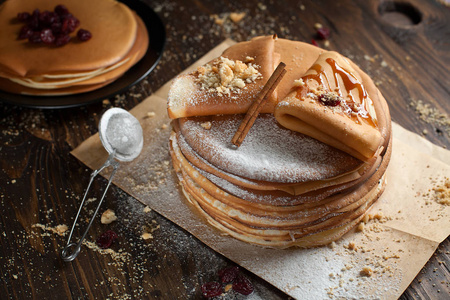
[61,151,119,262]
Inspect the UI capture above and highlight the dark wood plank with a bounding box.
[0,0,448,299]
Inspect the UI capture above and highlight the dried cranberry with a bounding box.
[18,25,33,39]
[61,18,70,33]
[31,8,40,18]
[16,5,90,47]
[311,39,319,46]
[54,34,71,46]
[232,274,254,295]
[28,10,40,29]
[61,16,79,34]
[218,266,239,283]
[317,27,331,40]
[51,21,62,34]
[77,29,92,41]
[17,12,31,22]
[96,230,118,249]
[319,93,342,106]
[201,282,222,298]
[39,11,57,26]
[54,4,69,16]
[38,10,49,23]
[40,29,55,44]
[28,31,42,44]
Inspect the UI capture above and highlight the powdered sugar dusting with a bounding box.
[168,74,263,112]
[180,114,362,183]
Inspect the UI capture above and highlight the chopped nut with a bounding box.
[197,66,207,75]
[196,56,261,96]
[293,78,305,87]
[219,64,234,86]
[146,111,156,118]
[101,209,117,224]
[143,206,152,213]
[244,56,254,63]
[234,60,248,73]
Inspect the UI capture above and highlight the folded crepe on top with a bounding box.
[274,51,385,161]
[168,35,277,119]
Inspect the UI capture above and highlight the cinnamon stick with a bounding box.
[231,62,286,147]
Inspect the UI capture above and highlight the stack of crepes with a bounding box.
[0,0,148,96]
[167,35,392,248]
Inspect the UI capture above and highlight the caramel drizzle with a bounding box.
[299,58,377,127]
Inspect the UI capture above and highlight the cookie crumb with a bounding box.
[224,283,233,292]
[201,122,212,130]
[229,12,246,23]
[360,266,373,277]
[141,232,153,240]
[434,178,450,205]
[356,222,365,232]
[55,224,68,235]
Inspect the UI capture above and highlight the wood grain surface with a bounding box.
[0,0,449,299]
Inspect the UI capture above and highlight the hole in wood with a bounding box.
[378,1,422,26]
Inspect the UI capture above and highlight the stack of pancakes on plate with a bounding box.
[168,35,392,248]
[0,0,148,96]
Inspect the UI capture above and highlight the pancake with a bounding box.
[0,0,149,95]
[0,77,116,96]
[0,0,137,76]
[0,13,149,95]
[166,36,392,248]
[170,130,391,247]
[174,115,377,195]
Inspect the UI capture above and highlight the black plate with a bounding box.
[0,0,165,109]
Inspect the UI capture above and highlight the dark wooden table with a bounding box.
[1,0,449,299]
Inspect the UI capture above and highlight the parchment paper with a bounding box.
[72,40,450,299]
